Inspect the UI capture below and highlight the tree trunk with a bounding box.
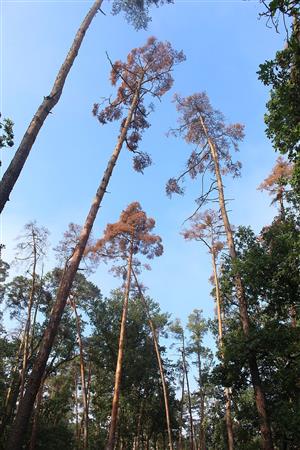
[178,371,185,450]
[133,401,143,450]
[0,0,103,213]
[224,387,234,450]
[132,269,174,450]
[106,243,134,450]
[197,349,205,450]
[182,335,195,450]
[75,369,79,444]
[5,84,142,450]
[211,251,234,450]
[19,232,37,404]
[71,298,89,450]
[200,115,274,450]
[0,338,23,434]
[30,265,45,355]
[28,374,46,450]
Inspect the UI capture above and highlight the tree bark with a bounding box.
[5,84,141,450]
[28,373,46,450]
[200,115,274,450]
[106,242,134,450]
[132,269,174,450]
[0,0,103,213]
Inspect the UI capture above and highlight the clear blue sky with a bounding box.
[1,0,285,332]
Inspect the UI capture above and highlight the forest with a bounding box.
[0,0,299,449]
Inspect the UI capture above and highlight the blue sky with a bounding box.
[1,0,285,335]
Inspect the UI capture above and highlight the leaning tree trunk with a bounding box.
[132,269,174,450]
[71,298,89,450]
[5,84,142,450]
[106,241,134,450]
[211,251,234,450]
[200,116,274,450]
[0,0,103,213]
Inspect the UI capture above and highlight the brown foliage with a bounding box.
[167,92,244,198]
[90,201,163,274]
[182,209,225,256]
[258,156,293,206]
[93,37,185,173]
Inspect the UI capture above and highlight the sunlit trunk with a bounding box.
[0,0,103,213]
[106,240,134,450]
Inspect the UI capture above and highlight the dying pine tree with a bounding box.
[167,92,274,450]
[183,210,234,450]
[89,201,163,450]
[6,38,184,450]
[258,156,293,217]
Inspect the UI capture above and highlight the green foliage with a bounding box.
[217,212,300,448]
[111,0,173,30]
[0,114,14,151]
[258,3,300,188]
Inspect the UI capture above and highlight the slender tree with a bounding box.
[14,222,49,404]
[90,201,163,450]
[69,297,89,450]
[6,38,183,450]
[183,210,234,450]
[170,319,195,450]
[132,268,174,450]
[168,92,274,450]
[186,309,210,450]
